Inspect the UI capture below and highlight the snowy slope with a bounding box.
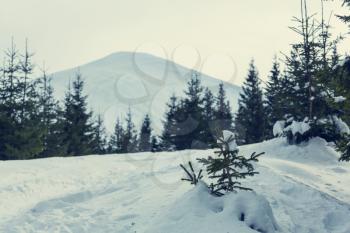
[1,138,350,233]
[50,52,241,134]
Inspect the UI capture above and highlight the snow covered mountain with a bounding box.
[1,138,350,232]
[50,52,241,134]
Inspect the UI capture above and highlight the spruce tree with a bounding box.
[0,42,20,159]
[109,117,124,153]
[177,72,205,149]
[337,0,350,28]
[161,94,179,151]
[139,114,152,152]
[265,58,284,138]
[279,1,347,144]
[213,83,233,137]
[235,60,267,145]
[0,40,43,159]
[121,108,137,153]
[38,69,67,157]
[91,114,107,155]
[62,73,94,156]
[201,88,216,147]
[197,131,263,196]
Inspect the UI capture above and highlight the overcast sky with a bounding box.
[0,0,349,85]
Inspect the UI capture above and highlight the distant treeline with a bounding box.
[0,1,350,161]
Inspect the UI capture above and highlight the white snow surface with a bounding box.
[273,120,285,137]
[284,120,310,135]
[334,96,346,103]
[50,52,241,135]
[218,130,238,150]
[333,116,350,134]
[147,181,280,233]
[1,138,350,233]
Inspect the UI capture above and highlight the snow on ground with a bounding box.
[1,138,350,233]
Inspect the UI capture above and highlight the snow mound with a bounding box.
[273,121,285,137]
[241,137,340,165]
[284,120,310,136]
[146,182,279,233]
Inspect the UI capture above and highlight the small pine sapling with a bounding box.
[198,131,263,196]
[180,161,203,185]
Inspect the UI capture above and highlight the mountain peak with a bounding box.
[51,52,240,134]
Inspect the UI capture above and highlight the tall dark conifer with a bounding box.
[91,114,107,154]
[177,72,205,149]
[38,69,66,157]
[109,117,124,153]
[265,58,284,137]
[121,108,137,153]
[213,83,233,137]
[201,88,216,147]
[235,60,267,145]
[0,41,43,159]
[139,114,152,152]
[63,73,94,156]
[161,94,179,151]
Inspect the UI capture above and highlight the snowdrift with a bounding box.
[146,181,279,233]
[1,137,350,232]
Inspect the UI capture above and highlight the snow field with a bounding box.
[1,137,350,232]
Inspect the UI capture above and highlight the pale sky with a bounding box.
[0,0,349,85]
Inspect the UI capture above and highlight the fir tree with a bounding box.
[161,94,179,151]
[197,131,263,196]
[62,73,94,156]
[235,60,267,145]
[0,40,43,160]
[139,114,152,152]
[279,0,347,144]
[265,58,284,138]
[109,117,124,153]
[38,69,67,157]
[176,72,205,149]
[201,87,216,147]
[213,83,233,137]
[121,108,137,153]
[337,0,350,28]
[91,114,107,155]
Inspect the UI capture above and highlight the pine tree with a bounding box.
[0,41,20,159]
[197,131,263,196]
[121,108,137,153]
[109,117,124,153]
[279,0,347,144]
[91,114,107,155]
[38,69,67,157]
[265,58,284,138]
[201,88,216,147]
[337,0,350,28]
[0,40,43,160]
[177,72,205,149]
[19,40,34,119]
[161,94,179,151]
[213,83,233,137]
[235,60,267,145]
[139,114,152,152]
[62,73,94,156]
